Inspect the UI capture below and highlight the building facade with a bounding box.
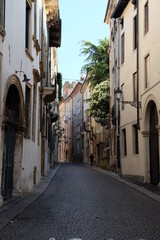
[0,0,61,205]
[105,0,121,172]
[106,0,160,184]
[81,80,91,164]
[81,79,110,167]
[59,82,83,163]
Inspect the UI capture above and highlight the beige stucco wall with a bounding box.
[117,0,160,182]
[82,83,90,164]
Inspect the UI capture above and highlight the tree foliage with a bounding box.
[88,80,110,126]
[80,38,110,126]
[80,38,109,88]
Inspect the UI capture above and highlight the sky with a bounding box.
[58,0,109,83]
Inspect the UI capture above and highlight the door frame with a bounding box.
[1,75,25,199]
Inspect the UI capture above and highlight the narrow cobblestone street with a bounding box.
[1,163,160,240]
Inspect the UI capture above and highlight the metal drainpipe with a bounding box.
[137,0,140,130]
[116,17,122,175]
[40,4,43,132]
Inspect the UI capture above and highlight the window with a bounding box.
[76,99,80,115]
[37,87,40,146]
[0,0,5,29]
[121,33,125,64]
[144,1,149,34]
[122,128,127,156]
[133,15,137,50]
[25,85,31,138]
[120,17,124,30]
[34,0,37,37]
[133,124,139,154]
[114,128,116,155]
[145,54,150,88]
[114,48,116,66]
[32,83,37,141]
[133,72,137,101]
[121,84,125,111]
[25,1,31,49]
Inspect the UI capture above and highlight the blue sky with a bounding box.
[58,0,109,83]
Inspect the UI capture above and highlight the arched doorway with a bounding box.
[1,76,24,199]
[149,101,159,185]
[1,85,20,198]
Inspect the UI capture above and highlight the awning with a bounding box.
[43,86,56,104]
[111,0,130,18]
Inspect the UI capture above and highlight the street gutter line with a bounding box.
[92,166,160,204]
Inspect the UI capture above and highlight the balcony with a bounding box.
[42,85,56,104]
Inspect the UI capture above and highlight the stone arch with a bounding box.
[143,96,160,184]
[2,74,25,125]
[1,75,25,199]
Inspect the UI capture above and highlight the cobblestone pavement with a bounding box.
[1,163,160,240]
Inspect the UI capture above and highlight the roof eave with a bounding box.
[111,0,130,19]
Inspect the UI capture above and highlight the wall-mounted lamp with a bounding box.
[15,70,30,83]
[115,87,141,108]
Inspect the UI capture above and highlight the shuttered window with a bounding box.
[133,15,137,50]
[144,1,149,34]
[25,1,31,49]
[145,54,150,88]
[121,33,125,64]
[133,72,137,102]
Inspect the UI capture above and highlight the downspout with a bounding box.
[137,0,140,129]
[116,16,122,174]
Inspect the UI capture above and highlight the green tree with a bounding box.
[80,38,109,88]
[80,38,110,126]
[88,80,110,126]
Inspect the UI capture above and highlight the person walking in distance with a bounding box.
[89,153,94,167]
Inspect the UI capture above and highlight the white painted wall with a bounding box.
[0,0,52,197]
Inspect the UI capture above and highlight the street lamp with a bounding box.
[114,87,141,108]
[15,70,30,83]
